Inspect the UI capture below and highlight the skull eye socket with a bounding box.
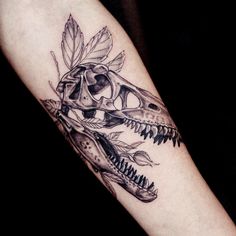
[88,74,112,100]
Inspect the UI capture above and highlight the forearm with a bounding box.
[0,0,235,235]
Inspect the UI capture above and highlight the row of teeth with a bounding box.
[108,154,155,191]
[123,118,181,146]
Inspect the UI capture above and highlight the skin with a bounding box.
[0,0,235,235]
[58,112,157,202]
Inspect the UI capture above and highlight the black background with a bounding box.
[1,1,235,235]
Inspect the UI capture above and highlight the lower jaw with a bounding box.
[119,182,157,203]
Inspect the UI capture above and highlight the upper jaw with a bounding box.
[104,110,182,146]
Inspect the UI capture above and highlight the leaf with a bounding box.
[129,141,144,149]
[120,152,135,162]
[41,99,61,118]
[107,131,123,140]
[81,118,105,129]
[110,139,144,153]
[61,15,84,69]
[81,26,112,63]
[110,140,133,153]
[107,51,125,72]
[132,151,157,167]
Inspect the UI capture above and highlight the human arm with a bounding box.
[0,0,235,235]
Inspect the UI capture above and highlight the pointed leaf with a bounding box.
[120,152,135,162]
[129,141,144,149]
[107,51,125,72]
[61,15,84,69]
[107,131,123,140]
[81,26,112,63]
[81,118,105,129]
[132,151,156,166]
[110,140,132,153]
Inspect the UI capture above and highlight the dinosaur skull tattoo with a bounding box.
[42,15,182,203]
[57,63,181,146]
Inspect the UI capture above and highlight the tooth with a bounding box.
[146,125,151,133]
[135,175,140,184]
[172,138,176,147]
[127,120,132,127]
[120,164,126,172]
[128,171,133,178]
[119,161,123,169]
[128,168,133,176]
[149,130,153,138]
[124,162,128,170]
[151,126,158,137]
[124,169,129,175]
[177,138,181,147]
[124,119,129,124]
[143,131,149,140]
[154,135,160,144]
[163,135,168,143]
[138,123,146,133]
[140,129,145,137]
[163,126,168,135]
[148,182,154,190]
[168,128,173,139]
[142,177,146,187]
[145,178,149,188]
[168,130,172,140]
[134,123,140,133]
[158,126,163,134]
[131,121,136,129]
[128,172,133,178]
[133,175,138,182]
[127,165,132,171]
[150,186,155,191]
[138,175,144,184]
[172,130,176,138]
[158,135,164,145]
[115,161,120,166]
[131,169,137,178]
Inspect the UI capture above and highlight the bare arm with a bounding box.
[0,0,235,235]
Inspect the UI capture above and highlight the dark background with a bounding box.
[1,1,235,235]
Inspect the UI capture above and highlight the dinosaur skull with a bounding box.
[57,63,181,146]
[57,111,157,203]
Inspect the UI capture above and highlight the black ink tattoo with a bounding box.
[42,15,182,203]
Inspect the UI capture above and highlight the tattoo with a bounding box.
[42,15,182,203]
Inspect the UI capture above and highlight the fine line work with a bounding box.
[42,15,182,203]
